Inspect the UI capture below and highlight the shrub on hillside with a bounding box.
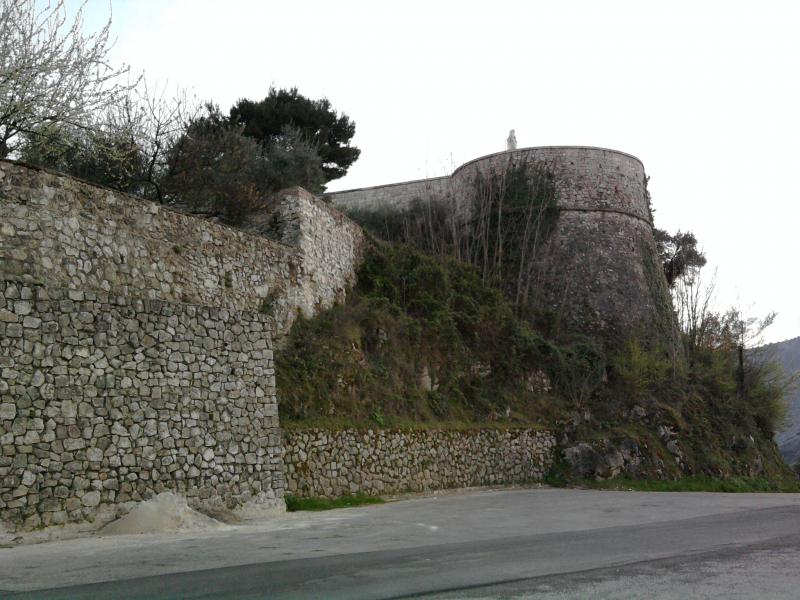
[276,242,597,427]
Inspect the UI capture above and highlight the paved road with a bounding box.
[421,536,800,599]
[2,487,800,599]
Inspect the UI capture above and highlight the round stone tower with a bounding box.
[452,146,675,346]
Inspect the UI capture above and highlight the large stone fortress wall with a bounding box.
[327,147,674,343]
[0,160,365,530]
[450,147,650,221]
[323,175,451,213]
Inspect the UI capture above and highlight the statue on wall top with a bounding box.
[506,129,517,151]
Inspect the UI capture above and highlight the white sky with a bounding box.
[74,0,800,343]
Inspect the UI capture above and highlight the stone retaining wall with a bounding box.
[283,428,556,498]
[0,281,282,529]
[0,161,366,530]
[0,161,366,342]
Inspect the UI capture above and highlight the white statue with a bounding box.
[506,129,517,151]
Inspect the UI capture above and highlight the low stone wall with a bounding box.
[283,428,556,498]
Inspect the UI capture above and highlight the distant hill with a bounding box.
[761,337,800,465]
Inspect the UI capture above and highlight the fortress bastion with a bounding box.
[326,146,676,346]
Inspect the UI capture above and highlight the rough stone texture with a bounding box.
[450,147,650,221]
[535,210,675,343]
[0,281,282,529]
[0,160,366,530]
[271,187,367,321]
[327,146,676,345]
[328,147,648,221]
[0,161,365,342]
[283,428,556,498]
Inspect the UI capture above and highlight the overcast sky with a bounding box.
[75,0,800,343]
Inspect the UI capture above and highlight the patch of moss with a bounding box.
[285,494,384,512]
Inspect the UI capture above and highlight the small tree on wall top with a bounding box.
[163,104,269,224]
[230,87,360,183]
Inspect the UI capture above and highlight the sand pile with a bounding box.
[101,493,229,535]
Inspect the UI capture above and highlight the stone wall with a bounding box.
[0,281,281,529]
[0,160,366,530]
[271,187,366,321]
[326,147,649,222]
[0,161,366,342]
[283,428,556,498]
[324,176,451,213]
[449,146,650,221]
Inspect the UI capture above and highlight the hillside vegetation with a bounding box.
[277,240,794,482]
[763,337,800,465]
[277,242,595,429]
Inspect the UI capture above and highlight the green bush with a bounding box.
[611,339,679,399]
[276,241,589,427]
[276,239,794,482]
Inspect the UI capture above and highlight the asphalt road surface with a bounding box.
[2,487,800,599]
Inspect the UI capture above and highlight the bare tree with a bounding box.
[16,77,196,201]
[345,161,559,318]
[103,79,198,201]
[463,162,558,310]
[0,0,134,157]
[674,268,776,360]
[723,306,777,398]
[673,268,719,355]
